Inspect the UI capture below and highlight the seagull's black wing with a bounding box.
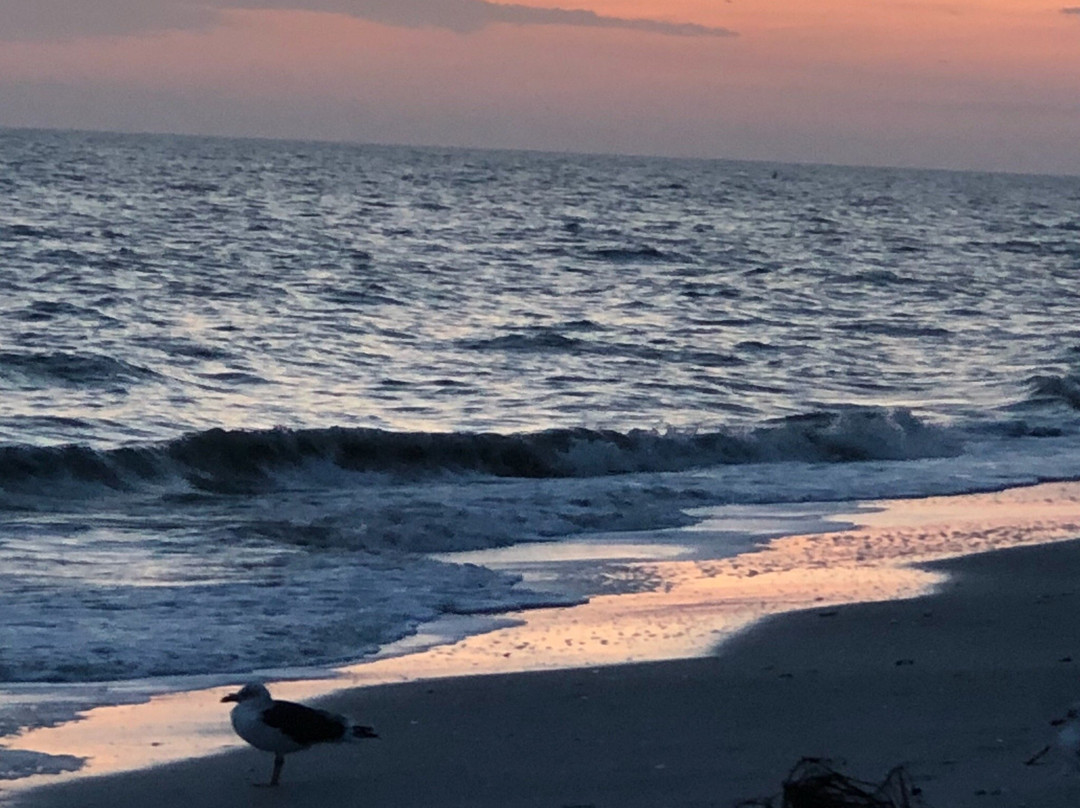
[260,700,348,746]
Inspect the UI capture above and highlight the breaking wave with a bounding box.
[0,407,959,498]
[1026,372,1080,411]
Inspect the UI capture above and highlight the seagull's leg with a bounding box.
[252,753,285,787]
[270,753,285,786]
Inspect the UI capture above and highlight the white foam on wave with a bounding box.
[0,748,85,780]
[0,548,581,685]
[6,424,1080,687]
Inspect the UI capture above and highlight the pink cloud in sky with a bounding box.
[0,0,735,41]
[0,1,1077,174]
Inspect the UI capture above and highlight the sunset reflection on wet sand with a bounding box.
[7,481,1080,797]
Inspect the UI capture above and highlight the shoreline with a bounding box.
[7,481,1080,805]
[10,537,1080,807]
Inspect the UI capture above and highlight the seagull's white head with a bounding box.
[221,682,272,705]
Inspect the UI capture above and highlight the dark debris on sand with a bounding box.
[738,757,927,808]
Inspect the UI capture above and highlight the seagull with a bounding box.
[221,682,378,786]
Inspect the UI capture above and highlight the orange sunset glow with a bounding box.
[0,2,1078,174]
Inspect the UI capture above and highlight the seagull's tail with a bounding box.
[348,722,379,741]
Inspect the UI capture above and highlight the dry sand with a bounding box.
[11,535,1080,808]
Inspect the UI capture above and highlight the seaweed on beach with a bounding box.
[737,757,927,808]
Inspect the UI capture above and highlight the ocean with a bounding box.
[2,127,1080,773]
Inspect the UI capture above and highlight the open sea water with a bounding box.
[2,128,1080,767]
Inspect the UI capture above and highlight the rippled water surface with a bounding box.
[4,129,1079,446]
[2,127,1080,695]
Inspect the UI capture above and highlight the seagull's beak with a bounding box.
[221,691,241,703]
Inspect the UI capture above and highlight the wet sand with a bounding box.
[11,532,1080,806]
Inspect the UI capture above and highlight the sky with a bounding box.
[0,0,1078,174]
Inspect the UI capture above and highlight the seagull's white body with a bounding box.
[221,682,378,786]
[229,689,307,754]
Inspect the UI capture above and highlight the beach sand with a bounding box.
[11,530,1080,807]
